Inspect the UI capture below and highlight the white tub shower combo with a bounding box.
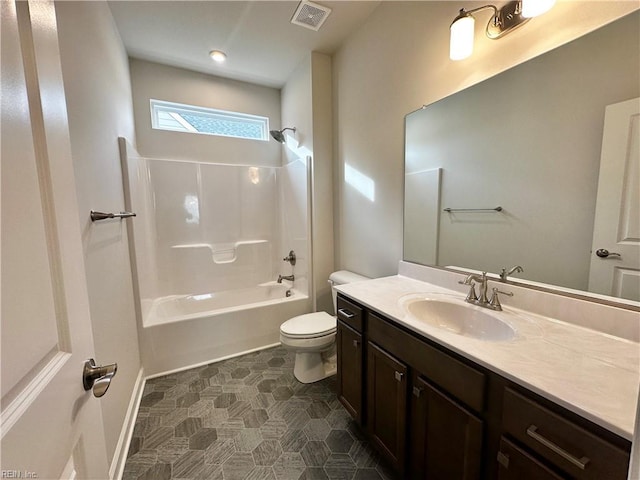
[120,139,312,375]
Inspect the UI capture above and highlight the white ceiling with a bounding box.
[108,1,381,88]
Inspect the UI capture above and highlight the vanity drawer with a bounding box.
[336,296,364,332]
[502,388,630,479]
[368,312,485,412]
[497,437,564,480]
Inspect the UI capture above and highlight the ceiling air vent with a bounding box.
[291,1,332,31]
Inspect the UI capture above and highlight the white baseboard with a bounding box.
[145,342,281,380]
[109,367,146,480]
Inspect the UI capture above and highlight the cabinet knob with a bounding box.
[352,339,359,348]
[412,386,423,398]
[497,451,510,468]
[394,371,404,382]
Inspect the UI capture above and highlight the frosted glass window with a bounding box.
[150,99,269,141]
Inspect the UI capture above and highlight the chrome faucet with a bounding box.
[277,274,295,284]
[500,265,523,281]
[460,272,489,305]
[459,272,513,311]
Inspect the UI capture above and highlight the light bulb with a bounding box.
[450,14,475,61]
[209,50,227,63]
[521,0,556,18]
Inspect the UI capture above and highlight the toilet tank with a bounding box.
[328,270,369,314]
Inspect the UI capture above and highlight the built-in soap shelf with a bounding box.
[171,240,268,264]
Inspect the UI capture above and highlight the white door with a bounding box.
[588,97,640,301]
[1,1,109,478]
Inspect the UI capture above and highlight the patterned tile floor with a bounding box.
[123,346,398,480]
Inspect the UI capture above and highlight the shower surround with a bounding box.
[120,139,311,375]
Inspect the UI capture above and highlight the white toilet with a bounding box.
[280,270,369,383]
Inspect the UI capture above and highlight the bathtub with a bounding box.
[120,139,313,376]
[139,283,311,375]
[145,283,302,327]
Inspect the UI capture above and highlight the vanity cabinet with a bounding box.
[499,388,631,480]
[410,374,483,479]
[497,437,564,480]
[335,293,632,480]
[367,309,485,479]
[336,297,364,424]
[367,342,407,473]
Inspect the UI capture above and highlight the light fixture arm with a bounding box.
[451,1,529,41]
[451,5,498,26]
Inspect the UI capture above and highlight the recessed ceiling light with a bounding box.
[209,50,227,63]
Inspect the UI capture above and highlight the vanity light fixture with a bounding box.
[209,50,227,63]
[449,0,555,61]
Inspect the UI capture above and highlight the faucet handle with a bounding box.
[489,288,513,310]
[458,274,474,285]
[464,283,478,303]
[283,250,296,266]
[459,276,479,302]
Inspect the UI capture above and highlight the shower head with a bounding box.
[269,127,296,143]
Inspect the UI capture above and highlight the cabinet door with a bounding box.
[497,437,565,480]
[367,342,408,473]
[410,376,483,479]
[337,320,363,423]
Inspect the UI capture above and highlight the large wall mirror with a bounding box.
[404,11,639,306]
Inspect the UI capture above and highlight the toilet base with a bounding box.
[293,348,336,384]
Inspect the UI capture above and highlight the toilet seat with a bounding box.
[280,312,336,339]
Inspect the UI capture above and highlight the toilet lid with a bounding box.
[281,312,336,338]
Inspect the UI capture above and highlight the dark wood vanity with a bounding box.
[335,294,632,479]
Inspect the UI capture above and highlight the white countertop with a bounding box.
[336,274,640,441]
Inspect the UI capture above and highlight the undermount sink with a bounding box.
[402,294,516,342]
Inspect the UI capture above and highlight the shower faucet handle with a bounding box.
[283,250,296,266]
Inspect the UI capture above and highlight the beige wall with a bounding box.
[282,53,335,313]
[333,1,638,278]
[282,56,313,165]
[310,53,336,312]
[55,1,140,468]
[130,59,282,165]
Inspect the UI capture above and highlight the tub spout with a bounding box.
[277,274,295,283]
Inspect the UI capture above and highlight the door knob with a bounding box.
[595,248,621,258]
[83,359,117,398]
